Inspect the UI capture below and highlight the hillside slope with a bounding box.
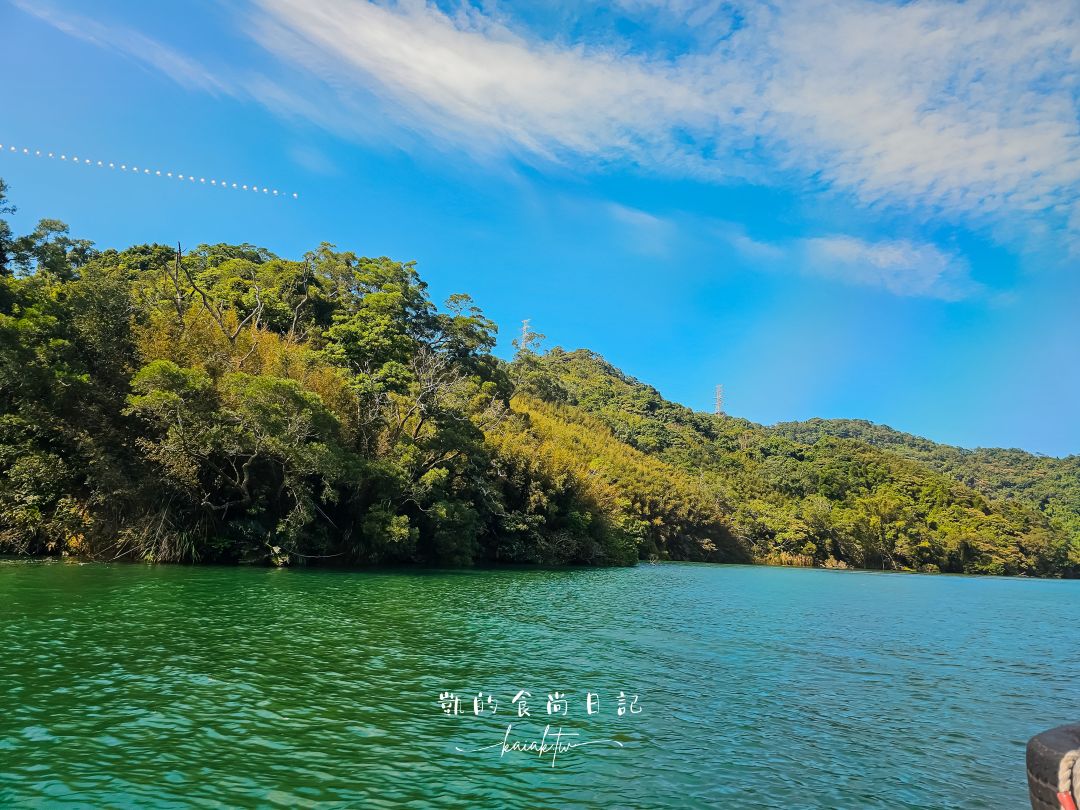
[518,348,1078,576]
[1,179,1075,575]
[770,418,1080,541]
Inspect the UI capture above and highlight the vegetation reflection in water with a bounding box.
[1,560,1078,808]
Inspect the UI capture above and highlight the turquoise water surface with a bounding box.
[1,560,1076,808]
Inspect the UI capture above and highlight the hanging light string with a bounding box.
[0,141,299,200]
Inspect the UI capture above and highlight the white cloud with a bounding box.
[245,0,714,163]
[800,236,979,300]
[598,206,978,299]
[19,0,1080,245]
[745,1,1080,225]
[242,0,1079,240]
[606,202,678,257]
[713,223,787,263]
[12,0,232,96]
[723,227,979,300]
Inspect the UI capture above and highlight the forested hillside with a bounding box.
[1,179,1076,575]
[520,349,1077,576]
[771,418,1080,544]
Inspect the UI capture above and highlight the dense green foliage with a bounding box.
[0,181,720,566]
[0,180,1076,574]
[772,418,1080,546]
[517,349,1079,576]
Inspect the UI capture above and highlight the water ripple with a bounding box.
[0,561,1076,808]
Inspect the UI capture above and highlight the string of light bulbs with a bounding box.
[0,141,299,200]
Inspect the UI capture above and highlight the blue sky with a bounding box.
[2,0,1078,455]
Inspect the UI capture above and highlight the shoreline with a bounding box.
[4,552,1076,580]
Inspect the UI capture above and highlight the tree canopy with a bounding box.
[1,179,1076,575]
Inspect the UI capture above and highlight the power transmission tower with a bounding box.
[714,384,724,415]
[520,318,531,348]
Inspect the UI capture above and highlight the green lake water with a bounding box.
[1,560,1077,808]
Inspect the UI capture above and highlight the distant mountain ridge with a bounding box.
[522,348,1078,576]
[769,417,1080,542]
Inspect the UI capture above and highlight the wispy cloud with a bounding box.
[713,223,787,263]
[600,205,977,300]
[12,0,232,96]
[606,202,678,257]
[241,0,1080,235]
[245,0,711,163]
[745,1,1080,226]
[723,227,980,300]
[18,0,1080,245]
[800,236,979,301]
